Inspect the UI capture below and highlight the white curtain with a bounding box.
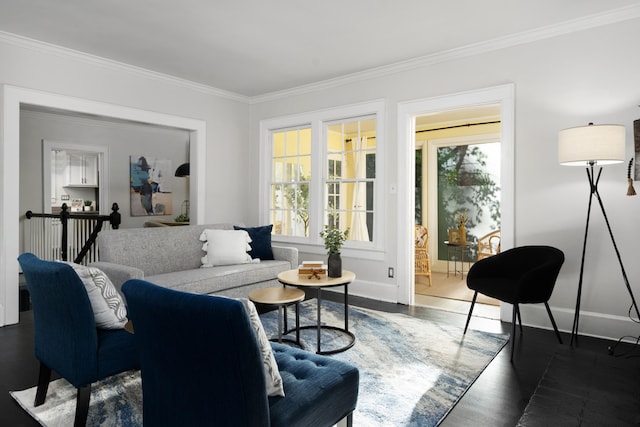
[350,137,369,241]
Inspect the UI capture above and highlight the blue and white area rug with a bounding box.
[261,300,508,426]
[11,300,507,427]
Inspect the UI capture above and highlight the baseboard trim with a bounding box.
[514,303,640,343]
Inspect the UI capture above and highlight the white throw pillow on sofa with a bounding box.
[61,262,128,329]
[200,229,253,267]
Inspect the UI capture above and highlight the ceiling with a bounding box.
[0,1,638,97]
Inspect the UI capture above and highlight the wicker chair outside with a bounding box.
[415,225,432,287]
[477,229,501,261]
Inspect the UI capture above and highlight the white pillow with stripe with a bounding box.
[237,298,285,397]
[62,262,128,329]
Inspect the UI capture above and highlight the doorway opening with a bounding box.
[413,106,501,316]
[396,84,515,325]
[43,140,109,215]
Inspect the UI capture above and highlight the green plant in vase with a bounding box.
[320,225,349,277]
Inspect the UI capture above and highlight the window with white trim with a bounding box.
[325,117,376,242]
[270,127,311,236]
[261,101,384,252]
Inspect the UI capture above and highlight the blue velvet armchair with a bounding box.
[122,279,360,427]
[17,253,139,427]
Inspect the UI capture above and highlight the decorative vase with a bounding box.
[327,253,342,278]
[459,224,467,245]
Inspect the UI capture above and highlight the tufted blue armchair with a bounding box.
[122,278,360,427]
[17,253,140,427]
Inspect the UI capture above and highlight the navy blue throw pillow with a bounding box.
[233,225,274,260]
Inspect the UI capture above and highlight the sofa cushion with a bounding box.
[200,229,253,267]
[97,224,235,277]
[234,224,275,260]
[147,260,291,294]
[269,343,359,427]
[61,262,128,329]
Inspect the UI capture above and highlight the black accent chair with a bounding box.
[463,245,565,361]
[17,253,139,427]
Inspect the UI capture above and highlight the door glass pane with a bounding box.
[437,142,501,261]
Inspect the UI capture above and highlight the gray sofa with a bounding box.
[91,223,298,299]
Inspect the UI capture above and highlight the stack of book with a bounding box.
[298,261,327,276]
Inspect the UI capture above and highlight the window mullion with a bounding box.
[308,119,324,244]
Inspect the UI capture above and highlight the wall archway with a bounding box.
[1,85,206,326]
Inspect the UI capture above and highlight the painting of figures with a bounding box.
[130,155,173,216]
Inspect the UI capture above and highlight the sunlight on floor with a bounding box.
[414,271,501,320]
[413,293,500,320]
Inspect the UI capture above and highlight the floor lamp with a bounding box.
[558,123,640,346]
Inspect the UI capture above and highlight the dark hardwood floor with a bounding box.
[1,295,636,426]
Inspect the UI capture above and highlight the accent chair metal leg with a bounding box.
[74,385,91,427]
[516,304,523,333]
[510,304,517,362]
[34,362,51,406]
[347,412,354,427]
[545,302,563,344]
[463,291,478,334]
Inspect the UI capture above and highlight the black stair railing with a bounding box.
[25,202,121,264]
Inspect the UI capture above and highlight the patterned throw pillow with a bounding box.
[237,298,285,397]
[62,262,128,329]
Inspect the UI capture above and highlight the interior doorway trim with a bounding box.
[1,84,206,326]
[396,84,515,314]
[42,140,110,215]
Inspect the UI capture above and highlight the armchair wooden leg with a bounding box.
[34,362,51,406]
[74,385,91,427]
[545,302,563,344]
[464,291,478,334]
[515,304,523,333]
[347,412,353,427]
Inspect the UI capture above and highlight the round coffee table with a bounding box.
[248,286,305,347]
[277,269,356,355]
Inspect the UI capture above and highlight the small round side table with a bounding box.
[277,269,356,355]
[249,286,305,348]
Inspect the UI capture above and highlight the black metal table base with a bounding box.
[296,325,355,355]
[298,286,355,355]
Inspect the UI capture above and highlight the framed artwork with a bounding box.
[448,228,461,244]
[130,155,173,216]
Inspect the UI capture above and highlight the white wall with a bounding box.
[249,19,640,340]
[2,18,640,340]
[0,34,251,325]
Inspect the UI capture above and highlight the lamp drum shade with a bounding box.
[558,124,626,166]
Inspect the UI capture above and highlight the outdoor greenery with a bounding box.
[283,171,310,236]
[438,145,500,227]
[437,144,500,259]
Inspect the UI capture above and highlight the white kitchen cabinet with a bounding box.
[66,152,99,187]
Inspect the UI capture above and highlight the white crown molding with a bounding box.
[250,4,640,104]
[1,4,639,106]
[0,30,250,104]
